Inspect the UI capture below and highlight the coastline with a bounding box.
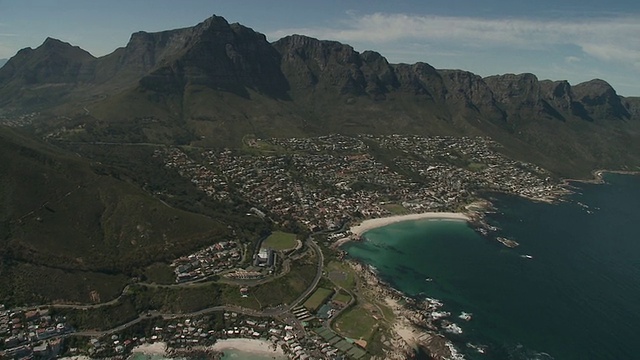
[347,260,460,360]
[350,212,470,238]
[339,209,483,359]
[564,169,640,185]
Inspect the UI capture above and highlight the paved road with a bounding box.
[290,237,324,308]
[17,230,329,338]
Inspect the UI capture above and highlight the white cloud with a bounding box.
[580,43,640,69]
[564,56,581,64]
[268,12,640,68]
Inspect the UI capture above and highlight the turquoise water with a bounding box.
[343,173,640,360]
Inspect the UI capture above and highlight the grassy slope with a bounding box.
[0,126,230,305]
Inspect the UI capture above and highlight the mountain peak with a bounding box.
[572,78,628,120]
[574,79,615,93]
[42,36,65,46]
[0,35,95,92]
[198,14,230,29]
[38,37,91,56]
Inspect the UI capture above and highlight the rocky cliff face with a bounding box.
[273,35,397,99]
[484,73,542,112]
[439,70,506,121]
[136,16,288,98]
[1,15,635,126]
[624,97,640,119]
[571,79,630,121]
[481,73,633,124]
[0,38,97,108]
[539,80,574,118]
[92,27,195,86]
[393,62,444,100]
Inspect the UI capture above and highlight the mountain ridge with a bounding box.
[1,15,639,177]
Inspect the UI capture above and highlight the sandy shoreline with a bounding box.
[211,338,285,357]
[350,212,470,237]
[129,339,284,358]
[131,342,167,356]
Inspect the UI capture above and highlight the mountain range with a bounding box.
[1,14,640,306]
[1,15,639,177]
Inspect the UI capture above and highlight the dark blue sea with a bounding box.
[342,173,640,360]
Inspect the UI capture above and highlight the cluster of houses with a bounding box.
[171,240,242,283]
[80,311,365,359]
[212,312,365,359]
[0,112,38,128]
[156,134,567,234]
[81,316,219,357]
[199,146,406,230]
[0,306,70,359]
[266,134,369,153]
[85,334,139,357]
[223,268,264,280]
[157,147,230,201]
[374,134,567,202]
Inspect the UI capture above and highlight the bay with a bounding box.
[343,173,640,360]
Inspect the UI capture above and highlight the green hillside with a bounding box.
[0,127,234,305]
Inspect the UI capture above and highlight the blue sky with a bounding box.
[1,0,639,95]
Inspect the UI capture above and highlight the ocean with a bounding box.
[342,173,640,360]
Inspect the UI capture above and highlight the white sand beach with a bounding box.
[350,212,470,237]
[211,338,284,357]
[130,342,167,356]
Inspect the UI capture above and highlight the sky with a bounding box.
[1,0,639,96]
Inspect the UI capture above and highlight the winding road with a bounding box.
[16,231,329,338]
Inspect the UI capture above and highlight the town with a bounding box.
[0,134,573,359]
[159,134,568,233]
[0,306,71,359]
